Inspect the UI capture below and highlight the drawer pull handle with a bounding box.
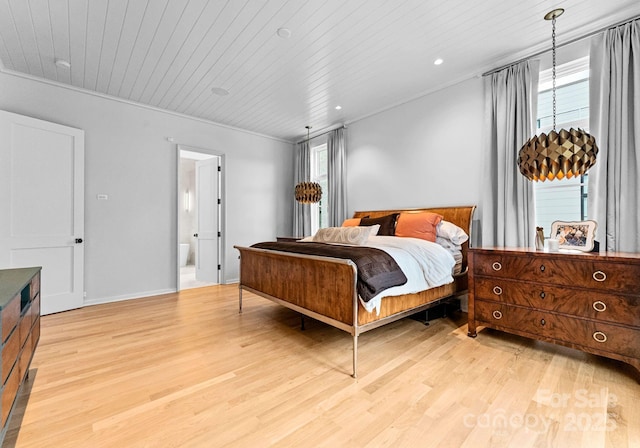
[593,331,607,343]
[540,264,546,272]
[592,301,607,312]
[540,291,546,299]
[540,319,546,326]
[593,271,606,282]
[492,286,503,295]
[492,310,502,320]
[492,262,502,271]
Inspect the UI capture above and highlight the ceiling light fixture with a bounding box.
[295,126,322,204]
[335,105,342,110]
[276,27,291,39]
[210,87,229,96]
[518,8,597,182]
[433,58,444,66]
[55,58,71,69]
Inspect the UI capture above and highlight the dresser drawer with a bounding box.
[474,277,640,327]
[18,331,34,380]
[475,300,640,359]
[32,317,40,350]
[18,307,31,350]
[1,297,20,343]
[30,272,40,301]
[472,252,640,294]
[1,328,20,384]
[30,294,40,327]
[1,362,20,427]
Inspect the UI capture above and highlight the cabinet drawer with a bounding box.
[1,362,20,427]
[1,328,19,384]
[30,272,40,300]
[30,294,40,327]
[472,252,640,294]
[1,296,20,343]
[474,277,640,327]
[475,300,640,359]
[32,317,40,351]
[18,331,34,380]
[19,307,31,350]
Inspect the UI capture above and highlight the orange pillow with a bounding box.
[395,212,443,242]
[342,218,361,227]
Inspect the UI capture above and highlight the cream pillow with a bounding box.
[366,224,381,237]
[313,226,372,245]
[436,220,469,244]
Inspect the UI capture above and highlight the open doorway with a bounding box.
[177,146,223,290]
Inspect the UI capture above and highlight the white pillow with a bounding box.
[436,236,461,251]
[312,226,371,245]
[365,224,381,237]
[436,220,469,244]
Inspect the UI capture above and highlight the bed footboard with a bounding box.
[236,245,361,376]
[236,246,358,325]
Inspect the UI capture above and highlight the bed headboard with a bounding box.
[352,206,476,271]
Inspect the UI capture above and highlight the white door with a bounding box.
[0,110,84,315]
[195,157,220,283]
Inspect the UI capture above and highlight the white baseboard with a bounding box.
[83,288,176,307]
[83,283,240,308]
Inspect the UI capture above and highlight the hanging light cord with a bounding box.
[552,15,557,131]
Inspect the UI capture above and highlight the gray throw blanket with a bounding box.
[251,241,407,302]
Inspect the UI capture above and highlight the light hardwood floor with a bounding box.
[6,285,640,447]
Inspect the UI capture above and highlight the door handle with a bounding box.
[75,238,83,244]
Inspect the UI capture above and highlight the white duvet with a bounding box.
[360,236,456,315]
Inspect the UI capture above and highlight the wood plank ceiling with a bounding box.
[0,0,639,142]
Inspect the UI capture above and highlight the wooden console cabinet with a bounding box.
[468,248,640,378]
[0,267,41,443]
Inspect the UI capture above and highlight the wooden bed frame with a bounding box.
[234,205,476,377]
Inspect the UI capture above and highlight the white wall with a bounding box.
[347,77,484,223]
[0,72,294,304]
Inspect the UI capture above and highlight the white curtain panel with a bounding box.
[293,139,312,237]
[327,128,348,227]
[588,19,640,252]
[481,60,539,247]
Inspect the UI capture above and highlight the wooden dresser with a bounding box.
[468,248,640,378]
[0,267,41,443]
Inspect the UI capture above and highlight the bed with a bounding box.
[234,205,476,377]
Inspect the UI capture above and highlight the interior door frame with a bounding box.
[175,144,225,291]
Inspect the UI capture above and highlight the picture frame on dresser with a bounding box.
[550,219,597,252]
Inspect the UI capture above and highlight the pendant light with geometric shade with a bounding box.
[517,8,598,182]
[295,126,323,203]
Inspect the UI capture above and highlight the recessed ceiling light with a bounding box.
[210,87,229,96]
[55,58,71,69]
[335,105,342,110]
[276,28,291,39]
[434,58,444,66]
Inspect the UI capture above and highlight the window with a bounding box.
[310,142,328,234]
[534,57,590,235]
